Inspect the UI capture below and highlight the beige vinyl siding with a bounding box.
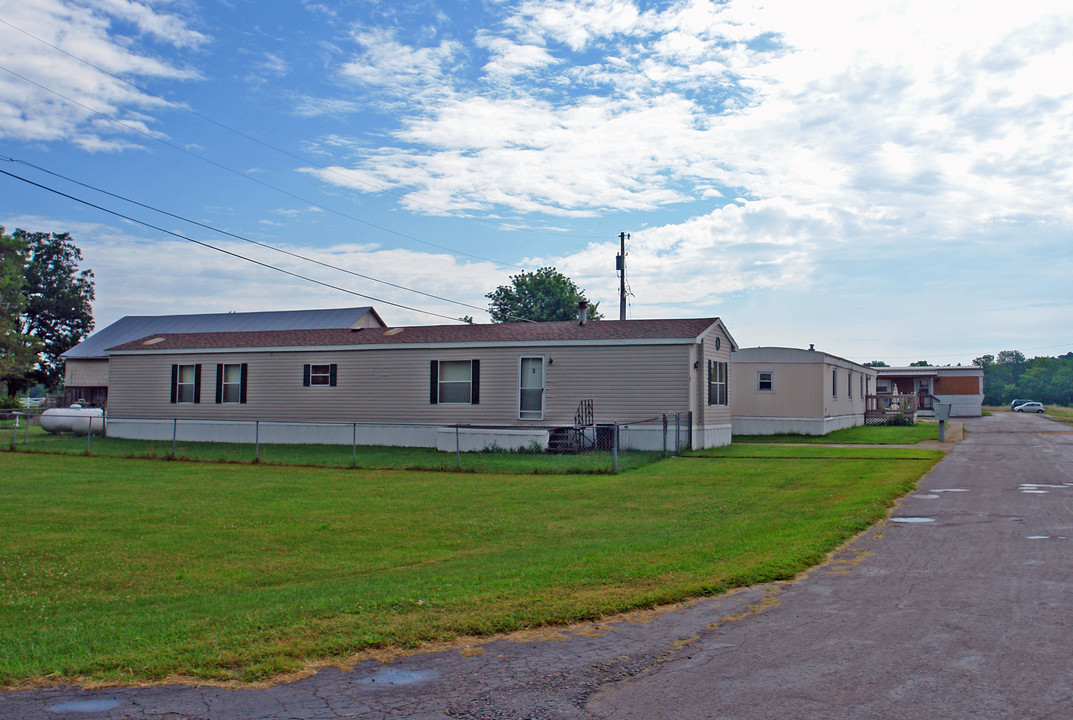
[731,361,824,419]
[107,342,693,425]
[698,327,733,428]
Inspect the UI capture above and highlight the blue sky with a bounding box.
[1,0,1071,365]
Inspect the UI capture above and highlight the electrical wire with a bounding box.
[0,166,469,323]
[5,157,493,318]
[0,62,528,270]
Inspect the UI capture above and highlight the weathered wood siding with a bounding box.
[65,358,109,386]
[106,342,693,426]
[934,376,982,395]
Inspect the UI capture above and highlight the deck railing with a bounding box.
[865,394,919,425]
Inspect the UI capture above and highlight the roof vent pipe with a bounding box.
[578,300,589,325]
[809,343,815,351]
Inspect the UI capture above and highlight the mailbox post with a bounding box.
[934,402,952,442]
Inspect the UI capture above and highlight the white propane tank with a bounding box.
[39,406,105,436]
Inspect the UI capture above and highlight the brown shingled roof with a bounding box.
[108,317,728,353]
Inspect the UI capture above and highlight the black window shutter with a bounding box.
[329,364,337,387]
[240,363,248,404]
[471,359,480,405]
[215,364,223,404]
[303,364,311,387]
[430,360,438,404]
[193,364,202,404]
[170,364,178,404]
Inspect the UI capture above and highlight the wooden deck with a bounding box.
[865,394,919,425]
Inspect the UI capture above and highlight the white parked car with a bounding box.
[1014,402,1045,413]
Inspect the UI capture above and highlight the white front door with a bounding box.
[519,357,544,419]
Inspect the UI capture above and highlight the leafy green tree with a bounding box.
[909,360,931,367]
[863,360,889,367]
[486,267,603,323]
[996,350,1026,365]
[977,350,1073,406]
[14,230,95,389]
[0,228,40,393]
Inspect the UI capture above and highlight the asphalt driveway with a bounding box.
[2,412,1071,720]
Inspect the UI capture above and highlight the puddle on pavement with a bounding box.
[929,488,968,493]
[358,667,437,688]
[46,699,123,713]
[890,517,935,523]
[1026,535,1051,540]
[912,494,940,499]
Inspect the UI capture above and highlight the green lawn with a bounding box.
[0,447,940,686]
[4,425,660,474]
[732,423,941,445]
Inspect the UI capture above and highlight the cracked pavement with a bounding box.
[3,413,1072,719]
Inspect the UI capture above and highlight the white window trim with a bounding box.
[309,364,333,386]
[757,369,775,392]
[438,359,473,405]
[176,364,197,404]
[221,363,242,403]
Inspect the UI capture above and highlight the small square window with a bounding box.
[309,364,332,386]
[303,363,337,387]
[757,371,774,392]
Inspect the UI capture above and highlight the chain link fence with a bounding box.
[8,412,693,474]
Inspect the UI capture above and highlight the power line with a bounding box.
[0,62,528,270]
[0,16,600,241]
[5,157,492,319]
[0,166,468,323]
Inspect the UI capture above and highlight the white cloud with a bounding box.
[0,0,202,149]
[2,214,504,329]
[338,28,461,96]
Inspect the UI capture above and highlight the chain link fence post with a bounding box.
[612,421,619,474]
[662,413,668,457]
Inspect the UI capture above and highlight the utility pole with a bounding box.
[617,231,629,321]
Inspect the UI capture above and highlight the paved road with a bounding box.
[2,413,1071,720]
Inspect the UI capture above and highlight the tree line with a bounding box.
[1,228,95,396]
[972,351,1073,407]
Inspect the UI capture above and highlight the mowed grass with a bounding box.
[0,448,940,686]
[732,422,941,445]
[4,425,659,474]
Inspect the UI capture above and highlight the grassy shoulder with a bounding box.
[0,449,940,687]
[1043,405,1073,426]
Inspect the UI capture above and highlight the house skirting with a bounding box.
[436,427,549,452]
[103,418,690,453]
[932,394,983,417]
[732,414,864,436]
[105,418,439,448]
[692,423,732,449]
